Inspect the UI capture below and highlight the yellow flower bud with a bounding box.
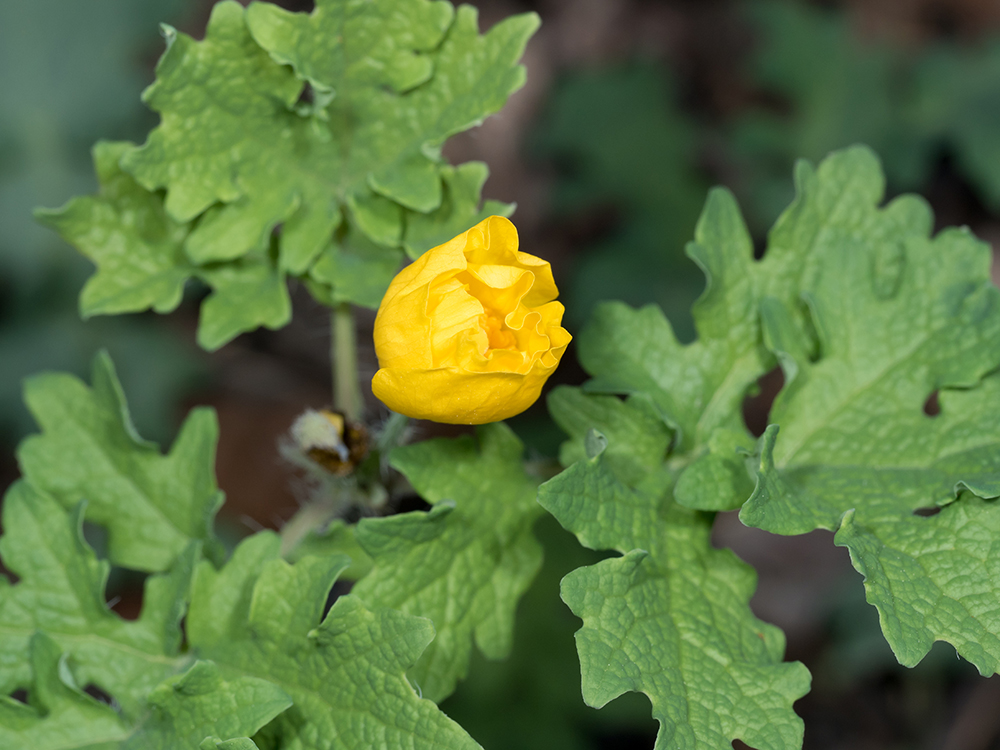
[372,215,572,424]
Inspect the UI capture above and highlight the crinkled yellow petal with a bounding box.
[372,215,571,424]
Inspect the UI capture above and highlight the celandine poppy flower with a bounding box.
[372,216,571,424]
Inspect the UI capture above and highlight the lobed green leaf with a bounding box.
[0,483,192,718]
[353,423,543,702]
[738,148,1000,673]
[17,352,224,572]
[538,446,810,750]
[187,533,483,750]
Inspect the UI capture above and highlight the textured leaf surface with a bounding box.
[122,661,291,750]
[835,494,1000,673]
[353,423,543,702]
[0,483,191,718]
[0,633,128,750]
[0,638,289,750]
[245,0,535,215]
[17,353,223,572]
[576,179,796,511]
[548,385,671,488]
[738,148,1000,672]
[538,442,810,750]
[539,182,817,749]
[196,252,292,350]
[187,533,482,750]
[115,0,535,314]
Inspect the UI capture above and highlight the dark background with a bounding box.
[3,0,1000,747]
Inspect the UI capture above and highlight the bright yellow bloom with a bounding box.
[372,216,571,424]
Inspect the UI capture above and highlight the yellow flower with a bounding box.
[372,215,571,424]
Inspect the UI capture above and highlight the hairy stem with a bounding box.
[332,303,363,422]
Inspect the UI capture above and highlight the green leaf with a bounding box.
[578,187,767,452]
[122,2,303,246]
[17,351,223,572]
[35,141,193,318]
[402,162,514,260]
[0,640,287,750]
[245,0,454,102]
[187,532,482,750]
[537,450,811,750]
[306,224,404,309]
[0,633,129,750]
[38,140,294,350]
[196,253,292,351]
[122,661,291,750]
[439,515,656,750]
[547,385,671,487]
[246,0,536,213]
[0,482,192,719]
[835,494,1000,674]
[737,148,1000,673]
[117,0,536,314]
[352,423,543,702]
[577,183,788,510]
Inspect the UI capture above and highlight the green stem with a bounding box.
[279,496,339,557]
[332,303,363,422]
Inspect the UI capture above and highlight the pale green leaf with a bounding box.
[187,533,482,750]
[245,0,454,101]
[0,633,128,750]
[196,254,292,351]
[402,162,514,260]
[17,352,224,572]
[246,0,536,213]
[34,141,192,317]
[578,188,766,451]
[37,142,292,350]
[353,423,543,702]
[122,2,302,236]
[117,0,536,313]
[307,225,403,308]
[0,483,191,719]
[537,449,811,750]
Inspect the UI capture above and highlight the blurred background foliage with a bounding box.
[4,0,1000,748]
[0,0,203,443]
